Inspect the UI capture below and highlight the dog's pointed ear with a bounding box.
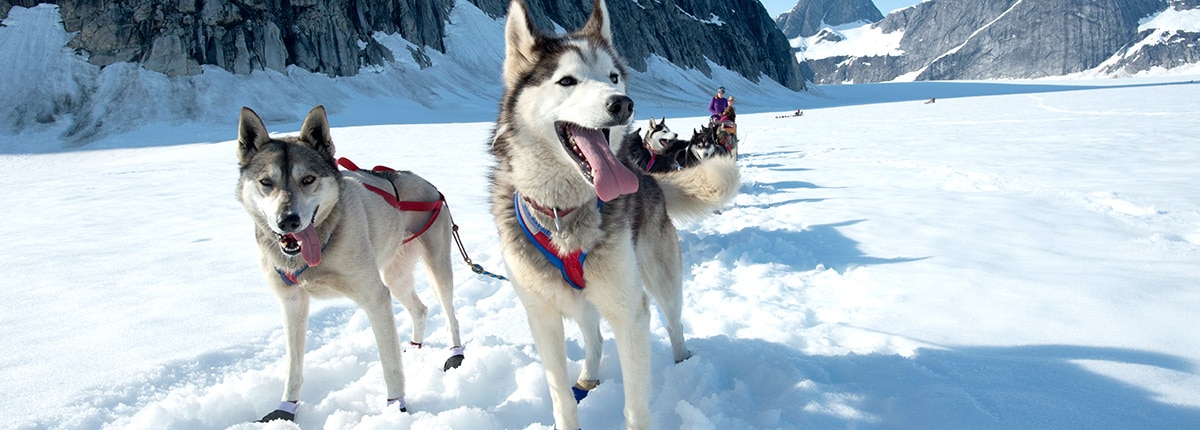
[238,107,271,167]
[582,0,613,46]
[647,117,657,129]
[298,105,336,161]
[504,0,538,89]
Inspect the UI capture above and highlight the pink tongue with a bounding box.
[571,125,639,201]
[293,223,322,267]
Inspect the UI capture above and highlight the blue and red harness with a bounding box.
[274,157,445,285]
[513,191,602,290]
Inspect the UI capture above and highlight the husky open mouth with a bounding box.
[555,121,639,202]
[276,211,322,267]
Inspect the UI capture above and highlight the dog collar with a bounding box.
[275,265,308,285]
[521,194,579,220]
[513,191,602,290]
[641,141,661,171]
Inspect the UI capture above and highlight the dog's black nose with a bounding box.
[607,95,633,123]
[278,213,302,232]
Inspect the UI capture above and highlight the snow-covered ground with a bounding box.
[4,3,1200,430]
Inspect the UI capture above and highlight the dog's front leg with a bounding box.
[256,286,310,422]
[591,288,652,430]
[354,282,407,408]
[521,293,579,430]
[281,288,310,403]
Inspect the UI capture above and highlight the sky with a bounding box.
[759,0,923,19]
[4,2,1200,429]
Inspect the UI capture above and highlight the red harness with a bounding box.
[337,157,444,244]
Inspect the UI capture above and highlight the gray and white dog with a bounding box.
[487,0,740,428]
[236,106,464,422]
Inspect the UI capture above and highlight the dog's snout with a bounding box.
[607,95,634,123]
[278,213,302,232]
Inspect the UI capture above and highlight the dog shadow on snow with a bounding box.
[45,306,370,428]
[678,220,925,273]
[646,335,1200,429]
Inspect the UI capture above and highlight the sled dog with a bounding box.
[487,0,739,428]
[623,117,691,173]
[625,118,729,173]
[236,106,464,422]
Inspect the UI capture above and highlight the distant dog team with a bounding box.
[624,117,732,173]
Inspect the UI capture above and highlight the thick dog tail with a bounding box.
[654,154,740,221]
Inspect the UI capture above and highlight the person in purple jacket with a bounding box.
[708,86,728,120]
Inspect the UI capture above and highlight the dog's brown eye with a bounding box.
[301,175,316,186]
[557,76,578,86]
[610,73,619,84]
[259,178,273,188]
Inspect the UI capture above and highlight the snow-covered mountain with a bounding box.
[774,0,883,39]
[783,0,1200,83]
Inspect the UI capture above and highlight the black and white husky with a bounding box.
[236,106,464,422]
[487,0,739,428]
[624,117,689,172]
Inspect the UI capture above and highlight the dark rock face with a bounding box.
[468,0,805,90]
[5,0,453,77]
[803,0,1183,83]
[774,0,883,39]
[1,0,803,90]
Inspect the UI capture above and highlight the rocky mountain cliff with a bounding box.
[0,0,804,90]
[1097,0,1200,76]
[774,0,882,39]
[471,0,804,89]
[2,0,455,77]
[790,0,1197,83]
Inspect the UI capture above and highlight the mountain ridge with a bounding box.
[780,0,1199,83]
[0,0,803,90]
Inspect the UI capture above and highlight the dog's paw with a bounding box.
[256,400,298,422]
[443,346,465,371]
[255,409,296,423]
[572,385,590,403]
[572,379,599,403]
[675,350,693,364]
[387,397,408,413]
[443,354,465,371]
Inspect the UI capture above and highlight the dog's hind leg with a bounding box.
[419,228,464,370]
[639,236,691,363]
[383,261,430,346]
[573,305,603,401]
